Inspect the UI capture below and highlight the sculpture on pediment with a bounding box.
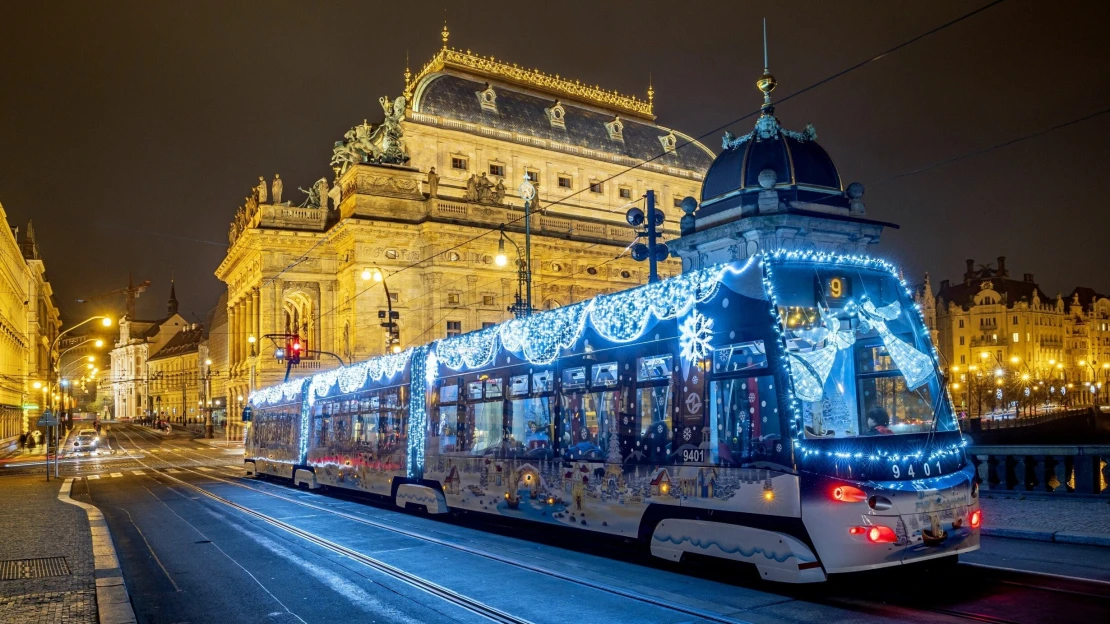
[298,177,329,208]
[465,174,479,202]
[491,178,506,205]
[375,95,408,164]
[477,173,493,203]
[272,174,283,203]
[327,179,342,211]
[427,167,439,198]
[257,176,268,203]
[329,95,410,175]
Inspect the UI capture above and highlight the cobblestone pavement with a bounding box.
[0,476,97,623]
[980,495,1110,534]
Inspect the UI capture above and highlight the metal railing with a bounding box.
[959,407,1082,431]
[968,444,1110,495]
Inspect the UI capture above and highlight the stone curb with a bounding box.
[58,478,138,624]
[982,526,1110,548]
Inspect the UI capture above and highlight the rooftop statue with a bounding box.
[298,177,329,208]
[329,95,411,174]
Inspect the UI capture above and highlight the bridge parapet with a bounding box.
[968,444,1110,496]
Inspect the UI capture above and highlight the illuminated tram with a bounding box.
[245,250,980,583]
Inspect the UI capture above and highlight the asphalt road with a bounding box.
[52,425,1110,624]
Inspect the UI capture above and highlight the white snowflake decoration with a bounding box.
[679,310,713,362]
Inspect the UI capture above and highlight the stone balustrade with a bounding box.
[968,444,1110,495]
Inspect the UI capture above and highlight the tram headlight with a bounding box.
[831,485,867,503]
[970,509,982,529]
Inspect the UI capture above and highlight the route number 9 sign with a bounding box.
[816,275,852,303]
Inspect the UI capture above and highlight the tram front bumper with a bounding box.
[801,467,980,574]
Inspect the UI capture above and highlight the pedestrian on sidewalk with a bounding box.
[31,429,42,449]
[18,431,27,451]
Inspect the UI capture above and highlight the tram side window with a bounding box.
[432,405,458,453]
[377,409,404,455]
[465,401,503,456]
[560,390,617,461]
[506,397,553,459]
[708,375,781,465]
[354,412,378,452]
[635,385,672,463]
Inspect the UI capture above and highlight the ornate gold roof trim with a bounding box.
[405,48,654,120]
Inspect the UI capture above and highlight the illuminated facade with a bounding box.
[147,324,203,423]
[932,257,1110,408]
[216,33,714,437]
[109,283,189,419]
[0,211,61,443]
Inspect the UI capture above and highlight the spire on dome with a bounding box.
[441,12,449,49]
[756,18,777,110]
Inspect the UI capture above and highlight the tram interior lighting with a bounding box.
[831,485,867,503]
[970,509,982,529]
[866,526,897,543]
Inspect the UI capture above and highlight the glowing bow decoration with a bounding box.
[857,299,935,390]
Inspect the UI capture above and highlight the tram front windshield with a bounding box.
[770,262,955,438]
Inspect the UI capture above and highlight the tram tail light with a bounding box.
[865,525,897,543]
[848,526,866,536]
[832,485,867,503]
[970,509,982,529]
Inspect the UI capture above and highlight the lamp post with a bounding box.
[496,226,532,318]
[202,358,215,438]
[362,267,402,352]
[517,174,536,313]
[44,317,112,471]
[1009,356,1034,416]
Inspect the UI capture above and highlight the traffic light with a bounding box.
[289,336,302,364]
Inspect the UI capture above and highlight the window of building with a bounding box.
[959,336,965,346]
[958,319,964,328]
[1012,332,1020,343]
[525,169,539,184]
[447,293,461,305]
[558,176,572,189]
[618,187,632,199]
[446,321,462,338]
[1013,316,1018,324]
[482,295,495,306]
[589,181,602,194]
[451,157,468,171]
[489,163,505,177]
[960,355,966,364]
[482,321,496,329]
[673,197,683,208]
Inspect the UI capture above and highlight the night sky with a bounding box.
[2,1,1108,325]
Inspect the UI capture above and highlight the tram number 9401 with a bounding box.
[890,458,948,480]
[681,449,706,463]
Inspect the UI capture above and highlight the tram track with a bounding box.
[169,465,758,624]
[88,427,1110,624]
[102,435,534,624]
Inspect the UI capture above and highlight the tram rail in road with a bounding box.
[101,436,757,624]
[168,465,757,624]
[165,465,1110,624]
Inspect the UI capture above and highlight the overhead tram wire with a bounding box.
[876,104,1110,185]
[303,0,1008,327]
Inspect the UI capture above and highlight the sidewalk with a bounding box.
[0,475,97,623]
[980,495,1110,547]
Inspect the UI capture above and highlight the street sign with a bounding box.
[241,405,252,423]
[37,410,59,427]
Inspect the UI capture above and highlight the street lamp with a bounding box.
[496,225,532,318]
[363,266,401,353]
